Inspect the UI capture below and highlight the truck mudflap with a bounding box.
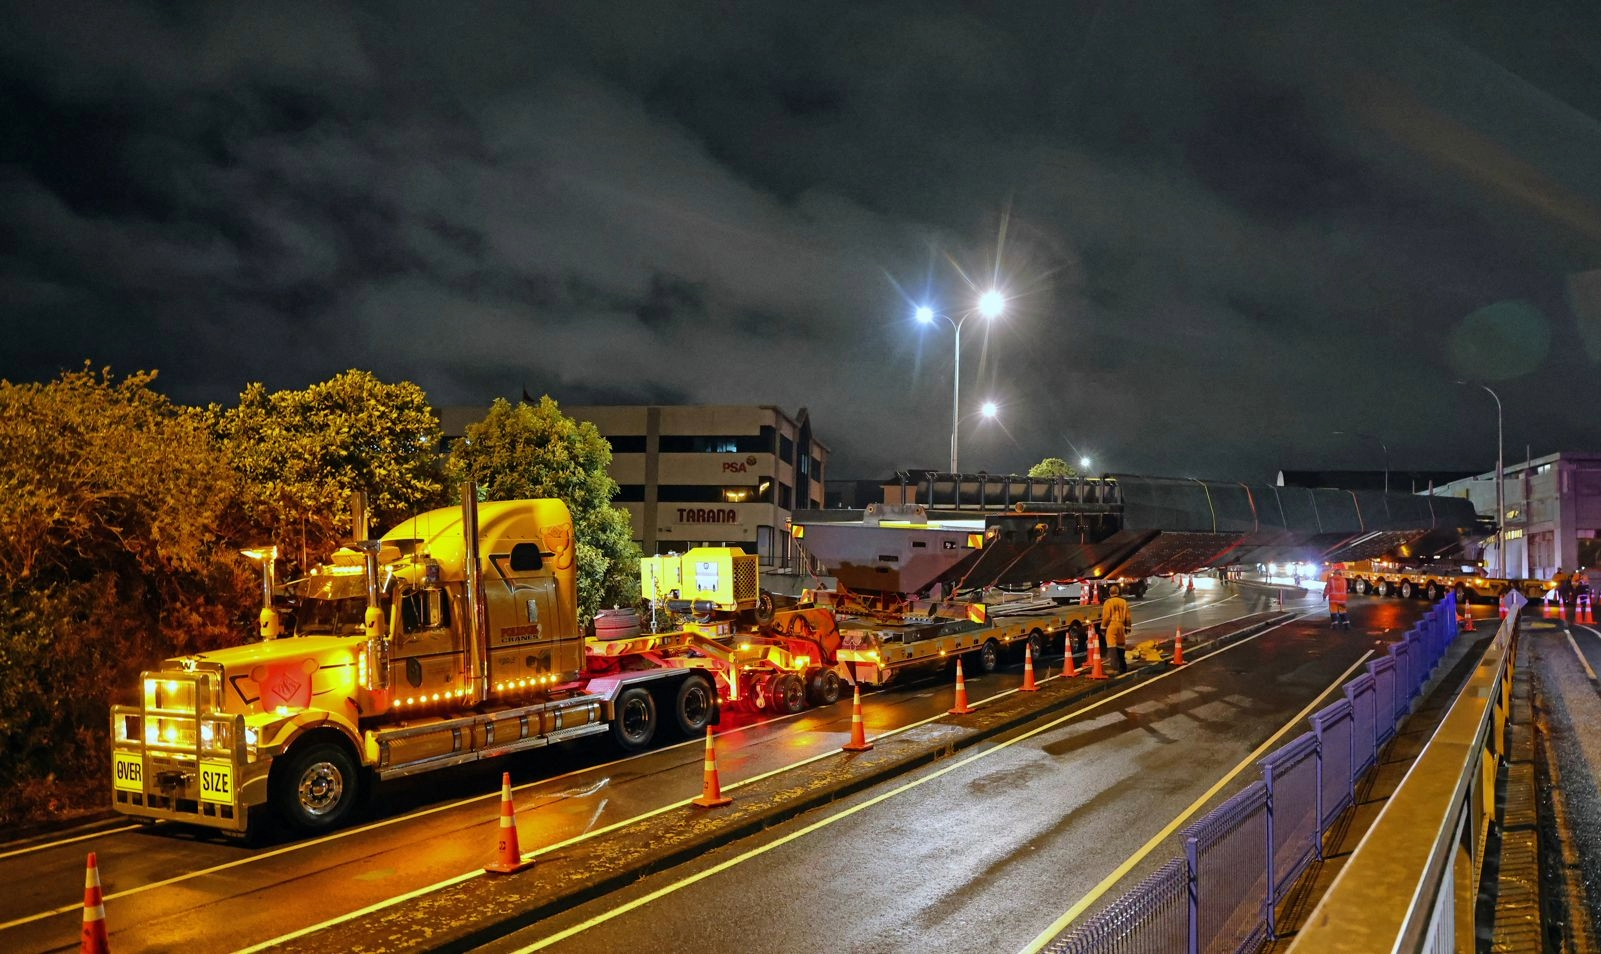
[110,670,257,833]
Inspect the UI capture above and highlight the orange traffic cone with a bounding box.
[1061,638,1078,677]
[1185,576,1195,594]
[1499,597,1508,619]
[484,772,534,873]
[1090,584,1101,605]
[1087,637,1108,680]
[841,683,873,752]
[1020,645,1039,691]
[948,658,975,714]
[691,726,733,808]
[1172,627,1186,666]
[1584,597,1594,624]
[81,852,109,954]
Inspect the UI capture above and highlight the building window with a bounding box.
[778,483,793,510]
[615,484,646,502]
[658,434,770,454]
[779,435,794,463]
[608,435,648,453]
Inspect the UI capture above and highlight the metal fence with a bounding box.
[1044,594,1469,954]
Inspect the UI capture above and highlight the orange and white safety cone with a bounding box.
[81,852,109,954]
[1087,638,1108,680]
[1020,645,1039,692]
[1186,576,1195,594]
[484,772,535,873]
[691,725,733,808]
[841,683,873,752]
[1172,627,1186,666]
[948,658,975,714]
[1061,639,1078,678]
[1584,597,1594,624]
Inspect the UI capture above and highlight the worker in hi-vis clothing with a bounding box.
[1100,584,1132,673]
[1325,565,1351,629]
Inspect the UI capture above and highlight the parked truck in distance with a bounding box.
[1339,559,1557,603]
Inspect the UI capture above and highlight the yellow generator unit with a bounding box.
[641,547,760,616]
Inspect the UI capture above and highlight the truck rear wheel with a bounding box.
[1354,578,1369,595]
[611,686,657,751]
[1376,580,1391,597]
[1425,582,1441,601]
[1399,581,1414,599]
[672,675,715,737]
[271,740,359,834]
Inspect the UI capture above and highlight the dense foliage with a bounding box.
[0,368,255,825]
[446,396,643,622]
[209,370,450,573]
[1028,457,1078,479]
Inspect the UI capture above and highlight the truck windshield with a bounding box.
[293,596,371,636]
[284,572,377,637]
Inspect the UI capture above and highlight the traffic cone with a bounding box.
[691,725,733,808]
[1087,637,1108,680]
[1499,597,1508,619]
[1020,645,1039,691]
[1172,627,1185,666]
[1061,639,1078,677]
[1584,597,1594,624]
[1186,576,1195,594]
[948,658,975,714]
[484,772,534,873]
[841,683,873,752]
[81,852,109,954]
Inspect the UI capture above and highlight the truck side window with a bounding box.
[509,543,543,572]
[401,588,451,633]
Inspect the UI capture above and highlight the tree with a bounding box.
[445,396,642,623]
[0,366,254,825]
[1028,457,1078,479]
[210,370,449,571]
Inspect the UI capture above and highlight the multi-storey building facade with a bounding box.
[1434,451,1601,579]
[440,404,827,569]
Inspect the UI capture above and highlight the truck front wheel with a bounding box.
[271,741,359,834]
[611,686,657,752]
[672,675,716,737]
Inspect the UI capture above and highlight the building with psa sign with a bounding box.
[440,404,826,569]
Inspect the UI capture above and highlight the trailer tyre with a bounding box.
[1354,578,1369,595]
[1068,620,1088,655]
[1399,581,1414,599]
[772,673,807,714]
[1376,580,1391,597]
[1454,584,1470,604]
[271,740,359,833]
[974,639,1001,675]
[672,675,716,737]
[1026,629,1047,664]
[611,686,657,752]
[1425,582,1441,601]
[806,669,841,706]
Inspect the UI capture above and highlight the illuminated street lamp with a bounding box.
[916,290,1006,473]
[1456,381,1505,576]
[1079,456,1092,471]
[1332,430,1390,494]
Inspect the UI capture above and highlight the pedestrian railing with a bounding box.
[1044,592,1510,954]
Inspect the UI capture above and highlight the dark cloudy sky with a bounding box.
[6,2,1601,481]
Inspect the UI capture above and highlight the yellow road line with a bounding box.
[1016,647,1375,954]
[505,615,1308,952]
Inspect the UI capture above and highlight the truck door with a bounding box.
[390,586,467,702]
[483,542,576,688]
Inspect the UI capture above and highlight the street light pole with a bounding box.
[1332,431,1390,494]
[918,290,1004,474]
[1457,382,1505,575]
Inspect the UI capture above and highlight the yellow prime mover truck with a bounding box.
[110,491,835,836]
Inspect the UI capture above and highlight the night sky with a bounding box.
[5,2,1601,482]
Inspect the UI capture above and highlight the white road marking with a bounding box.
[500,614,1311,953]
[1017,646,1376,953]
[1565,628,1599,682]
